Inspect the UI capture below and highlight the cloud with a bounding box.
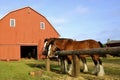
[75,6,89,15]
[96,27,120,43]
[52,18,67,25]
[47,16,67,25]
[63,6,90,18]
[46,16,68,34]
[47,5,90,26]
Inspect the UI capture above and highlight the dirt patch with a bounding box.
[30,70,43,76]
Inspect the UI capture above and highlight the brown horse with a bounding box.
[43,38,105,76]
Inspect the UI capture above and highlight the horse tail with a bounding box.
[98,41,107,57]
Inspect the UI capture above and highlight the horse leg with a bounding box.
[64,59,68,73]
[67,57,73,76]
[91,56,99,75]
[58,58,61,66]
[81,57,88,73]
[92,56,105,76]
[67,61,73,76]
[60,57,67,74]
[97,58,105,76]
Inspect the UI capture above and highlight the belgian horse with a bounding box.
[43,38,105,76]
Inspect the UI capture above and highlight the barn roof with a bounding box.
[0,6,60,37]
[107,40,120,44]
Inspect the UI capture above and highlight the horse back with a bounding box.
[64,39,101,50]
[52,38,102,50]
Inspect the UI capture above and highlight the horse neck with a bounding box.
[54,39,71,50]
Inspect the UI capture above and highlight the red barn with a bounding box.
[106,40,120,47]
[0,7,60,61]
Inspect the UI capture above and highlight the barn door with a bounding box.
[20,46,37,59]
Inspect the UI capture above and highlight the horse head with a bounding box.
[47,38,73,58]
[47,40,61,58]
[42,38,58,57]
[43,38,72,58]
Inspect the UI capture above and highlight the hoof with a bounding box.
[97,65,105,76]
[80,69,88,73]
[91,71,97,75]
[97,72,105,76]
[68,71,72,76]
[83,70,88,73]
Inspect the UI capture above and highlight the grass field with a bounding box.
[0,57,120,80]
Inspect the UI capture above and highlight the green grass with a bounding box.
[0,59,67,80]
[0,58,120,80]
[0,59,39,80]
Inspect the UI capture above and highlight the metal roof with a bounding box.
[107,40,120,44]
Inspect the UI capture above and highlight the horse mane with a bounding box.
[50,38,73,40]
[98,41,103,48]
[44,38,73,42]
[44,38,104,49]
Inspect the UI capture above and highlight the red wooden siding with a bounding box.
[0,7,60,61]
[0,44,20,61]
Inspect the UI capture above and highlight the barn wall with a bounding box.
[0,44,20,61]
[0,7,59,44]
[106,43,120,47]
[0,7,60,60]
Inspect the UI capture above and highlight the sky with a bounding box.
[0,0,120,43]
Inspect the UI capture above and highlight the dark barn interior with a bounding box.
[20,46,37,59]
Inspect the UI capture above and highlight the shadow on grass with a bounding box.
[50,64,61,74]
[27,63,46,70]
[26,60,95,76]
[26,61,61,74]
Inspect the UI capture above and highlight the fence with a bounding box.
[45,47,120,77]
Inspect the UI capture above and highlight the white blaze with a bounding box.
[43,41,47,50]
[48,44,52,57]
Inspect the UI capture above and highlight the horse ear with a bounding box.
[44,38,48,42]
[50,39,55,44]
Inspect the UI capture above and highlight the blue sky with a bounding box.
[0,0,120,43]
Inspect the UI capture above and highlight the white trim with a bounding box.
[40,22,45,29]
[19,43,38,46]
[10,19,15,27]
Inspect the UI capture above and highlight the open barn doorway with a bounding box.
[20,46,37,59]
